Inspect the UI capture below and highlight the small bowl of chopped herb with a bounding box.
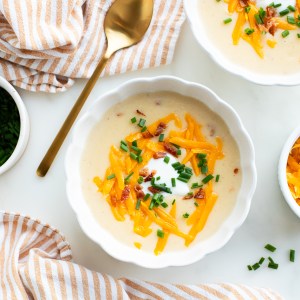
[0,76,29,175]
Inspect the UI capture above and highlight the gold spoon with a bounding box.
[37,0,154,177]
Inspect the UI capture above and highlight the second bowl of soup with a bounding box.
[65,76,256,268]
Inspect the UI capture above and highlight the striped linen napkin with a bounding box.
[0,212,282,300]
[0,0,185,93]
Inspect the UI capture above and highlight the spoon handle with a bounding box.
[36,53,110,177]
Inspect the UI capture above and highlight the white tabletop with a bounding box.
[1,22,299,299]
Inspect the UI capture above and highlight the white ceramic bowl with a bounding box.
[184,0,300,86]
[278,126,300,218]
[65,76,257,268]
[0,77,30,175]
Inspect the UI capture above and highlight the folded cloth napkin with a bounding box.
[0,212,282,300]
[0,0,185,93]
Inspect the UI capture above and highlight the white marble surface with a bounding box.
[1,22,300,299]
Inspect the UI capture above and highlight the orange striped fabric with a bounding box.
[0,0,185,93]
[0,212,283,300]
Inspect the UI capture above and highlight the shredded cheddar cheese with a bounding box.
[94,113,224,255]
[224,0,300,57]
[287,138,300,205]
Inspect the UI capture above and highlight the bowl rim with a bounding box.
[65,75,257,268]
[0,76,30,175]
[183,0,300,86]
[278,125,300,218]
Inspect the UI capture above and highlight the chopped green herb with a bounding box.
[191,182,201,189]
[297,33,300,38]
[137,156,143,163]
[177,149,182,155]
[172,162,181,169]
[177,177,189,183]
[135,199,141,210]
[194,202,199,207]
[137,176,144,184]
[171,178,176,187]
[106,173,116,180]
[287,16,296,24]
[124,172,134,183]
[131,145,142,155]
[131,117,137,123]
[288,5,296,11]
[130,152,138,160]
[201,165,208,174]
[158,134,164,142]
[279,8,290,16]
[259,257,265,265]
[265,244,276,252]
[156,176,161,181]
[161,202,168,208]
[144,193,150,200]
[132,140,138,147]
[254,13,263,24]
[120,143,129,152]
[164,156,170,164]
[268,263,279,269]
[245,28,255,35]
[141,126,147,132]
[172,199,176,205]
[157,229,165,238]
[178,172,192,180]
[183,213,190,218]
[138,118,146,127]
[290,249,295,262]
[273,3,282,8]
[245,6,251,13]
[268,257,275,264]
[247,265,252,271]
[223,18,232,24]
[216,174,220,182]
[252,263,260,270]
[202,174,214,184]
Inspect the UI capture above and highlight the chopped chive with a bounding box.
[158,134,164,142]
[157,229,165,238]
[297,33,300,38]
[106,173,116,180]
[268,263,279,269]
[252,263,260,270]
[164,156,170,164]
[141,126,147,132]
[183,213,190,218]
[279,8,290,16]
[120,144,129,152]
[124,172,134,183]
[245,6,251,13]
[247,265,252,271]
[197,153,207,159]
[131,117,137,123]
[151,177,155,185]
[185,167,193,174]
[265,244,276,252]
[194,202,199,207]
[191,182,201,189]
[135,199,141,210]
[268,256,275,264]
[288,5,296,11]
[149,200,155,210]
[177,177,189,183]
[130,152,138,160]
[287,16,296,24]
[290,249,295,262]
[171,178,176,187]
[131,145,142,155]
[177,149,182,155]
[254,13,263,24]
[156,176,161,181]
[178,172,192,180]
[223,18,232,24]
[161,202,168,208]
[137,176,144,184]
[259,257,265,265]
[274,3,281,8]
[172,199,176,205]
[120,140,127,146]
[202,174,214,184]
[201,165,208,174]
[151,184,172,193]
[144,193,150,200]
[132,140,138,147]
[172,162,181,169]
[245,28,255,35]
[216,174,220,182]
[138,118,146,127]
[137,156,143,163]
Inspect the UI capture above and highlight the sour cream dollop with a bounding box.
[141,155,189,196]
[255,0,294,8]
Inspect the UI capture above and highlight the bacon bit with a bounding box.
[144,170,157,182]
[266,6,276,18]
[139,168,149,177]
[142,130,154,139]
[238,0,248,7]
[110,196,118,207]
[194,188,205,200]
[154,122,167,136]
[136,109,146,116]
[134,185,145,199]
[234,168,239,174]
[183,193,193,200]
[121,185,130,202]
[163,142,178,157]
[264,6,277,35]
[153,152,167,159]
[148,186,161,194]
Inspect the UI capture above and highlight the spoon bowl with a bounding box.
[37,0,154,177]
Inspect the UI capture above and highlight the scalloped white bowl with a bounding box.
[278,126,300,218]
[65,76,257,268]
[0,76,30,175]
[184,0,300,86]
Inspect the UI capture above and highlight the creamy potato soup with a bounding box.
[198,0,300,75]
[81,92,241,254]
